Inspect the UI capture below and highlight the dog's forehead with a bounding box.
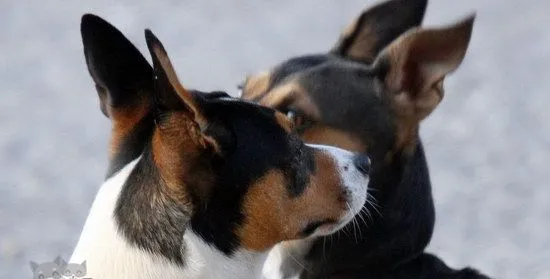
[270,54,332,82]
[262,57,381,115]
[247,55,395,157]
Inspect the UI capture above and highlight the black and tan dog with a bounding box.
[70,15,371,279]
[241,0,490,278]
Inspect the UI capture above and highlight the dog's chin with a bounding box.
[312,194,368,238]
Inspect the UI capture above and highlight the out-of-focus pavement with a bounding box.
[1,1,548,278]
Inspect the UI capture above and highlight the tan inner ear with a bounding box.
[332,16,378,62]
[377,16,474,150]
[381,15,474,97]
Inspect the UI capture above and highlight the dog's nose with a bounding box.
[353,154,371,175]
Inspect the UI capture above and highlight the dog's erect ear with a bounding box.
[80,14,153,118]
[30,261,38,272]
[144,30,219,190]
[81,14,155,178]
[144,29,207,128]
[374,15,475,121]
[331,0,428,63]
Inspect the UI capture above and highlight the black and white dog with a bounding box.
[69,15,371,279]
[241,0,490,278]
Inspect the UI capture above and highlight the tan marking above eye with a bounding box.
[242,71,272,100]
[258,82,321,121]
[238,151,346,251]
[259,82,299,108]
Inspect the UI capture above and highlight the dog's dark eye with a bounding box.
[286,110,314,133]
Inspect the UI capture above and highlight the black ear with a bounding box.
[331,0,428,63]
[81,14,153,118]
[81,14,155,178]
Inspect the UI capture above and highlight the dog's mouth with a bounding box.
[301,219,339,237]
[303,203,365,237]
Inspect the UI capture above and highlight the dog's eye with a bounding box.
[286,110,314,133]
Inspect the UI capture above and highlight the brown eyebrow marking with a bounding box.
[242,71,272,101]
[258,82,321,121]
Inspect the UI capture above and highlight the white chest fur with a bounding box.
[70,159,267,279]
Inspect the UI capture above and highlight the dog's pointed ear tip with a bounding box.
[80,14,118,42]
[144,29,154,41]
[80,13,106,30]
[453,13,476,43]
[459,13,477,30]
[409,0,428,10]
[81,13,98,22]
[144,29,161,50]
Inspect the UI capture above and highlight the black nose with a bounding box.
[353,154,371,175]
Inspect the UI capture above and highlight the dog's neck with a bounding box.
[71,157,268,279]
[363,139,435,265]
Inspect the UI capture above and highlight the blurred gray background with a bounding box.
[1,0,548,278]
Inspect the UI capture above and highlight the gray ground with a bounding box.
[1,0,548,278]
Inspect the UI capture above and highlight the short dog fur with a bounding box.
[241,0,491,278]
[70,14,371,279]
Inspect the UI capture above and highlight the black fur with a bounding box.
[250,56,490,279]
[331,0,428,63]
[81,14,152,110]
[241,0,490,277]
[188,97,316,253]
[114,147,190,265]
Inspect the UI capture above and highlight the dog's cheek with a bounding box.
[237,170,288,251]
[288,152,348,233]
